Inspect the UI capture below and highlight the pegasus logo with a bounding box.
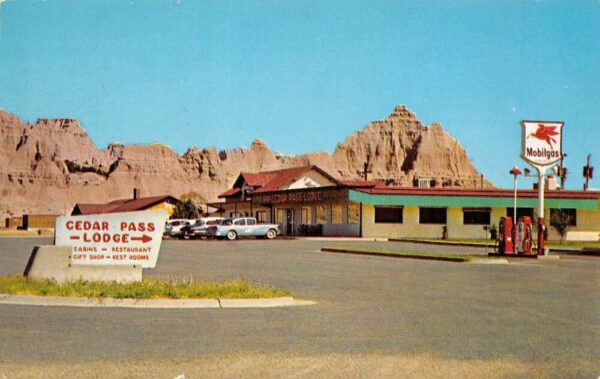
[527,123,560,148]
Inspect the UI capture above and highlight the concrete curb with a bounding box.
[0,295,316,309]
[321,248,507,264]
[299,237,389,242]
[391,238,599,256]
[389,238,492,248]
[487,253,560,260]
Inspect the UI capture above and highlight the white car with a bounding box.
[164,219,194,238]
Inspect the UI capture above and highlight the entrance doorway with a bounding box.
[286,208,294,235]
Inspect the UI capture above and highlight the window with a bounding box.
[276,209,285,224]
[256,211,266,223]
[506,208,534,220]
[234,219,245,226]
[301,207,312,224]
[550,208,577,226]
[247,218,256,225]
[316,205,327,224]
[463,208,491,225]
[419,207,447,224]
[332,205,343,224]
[375,207,403,223]
[417,178,431,188]
[348,203,360,224]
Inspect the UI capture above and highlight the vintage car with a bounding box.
[163,219,194,239]
[181,217,224,239]
[206,217,280,240]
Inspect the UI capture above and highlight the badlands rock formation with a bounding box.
[0,105,492,218]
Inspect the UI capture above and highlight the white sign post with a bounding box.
[520,120,564,255]
[55,210,167,268]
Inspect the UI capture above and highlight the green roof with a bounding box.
[349,190,598,210]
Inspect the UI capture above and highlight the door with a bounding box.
[286,209,294,235]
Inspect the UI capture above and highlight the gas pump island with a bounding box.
[497,121,564,256]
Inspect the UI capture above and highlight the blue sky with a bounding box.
[1,0,598,189]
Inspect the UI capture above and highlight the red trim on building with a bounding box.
[354,187,600,200]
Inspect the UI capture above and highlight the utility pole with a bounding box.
[583,154,593,191]
[363,155,373,181]
[558,153,568,189]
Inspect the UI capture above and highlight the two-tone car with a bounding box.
[206,217,280,240]
[181,217,224,239]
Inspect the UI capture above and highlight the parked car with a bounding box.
[163,219,194,239]
[181,217,224,239]
[207,217,280,240]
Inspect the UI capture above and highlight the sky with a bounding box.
[0,0,598,189]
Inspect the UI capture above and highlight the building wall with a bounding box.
[218,203,273,223]
[5,216,23,229]
[146,201,176,216]
[361,202,600,241]
[287,171,336,190]
[362,205,446,239]
[549,205,600,241]
[22,214,59,229]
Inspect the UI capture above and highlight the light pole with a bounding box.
[509,167,522,223]
[509,167,522,255]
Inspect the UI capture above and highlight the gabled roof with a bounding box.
[219,165,342,197]
[252,166,341,194]
[72,195,179,215]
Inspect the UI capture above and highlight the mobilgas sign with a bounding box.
[520,120,564,168]
[252,188,349,204]
[55,210,167,268]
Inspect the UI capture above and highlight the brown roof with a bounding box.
[72,195,179,215]
[218,188,242,198]
[251,166,341,193]
[218,165,341,198]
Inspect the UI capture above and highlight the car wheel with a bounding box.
[266,229,277,239]
[226,230,237,240]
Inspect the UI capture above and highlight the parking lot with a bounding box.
[0,237,598,377]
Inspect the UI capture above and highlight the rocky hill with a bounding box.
[0,105,492,218]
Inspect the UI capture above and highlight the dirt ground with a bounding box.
[0,353,582,379]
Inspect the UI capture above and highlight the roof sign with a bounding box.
[55,210,167,268]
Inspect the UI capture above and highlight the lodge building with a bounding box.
[209,166,600,241]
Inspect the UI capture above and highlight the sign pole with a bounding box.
[537,167,546,255]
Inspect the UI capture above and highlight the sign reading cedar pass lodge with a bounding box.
[55,210,167,268]
[520,120,564,168]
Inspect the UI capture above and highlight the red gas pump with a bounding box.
[515,216,533,255]
[497,217,514,254]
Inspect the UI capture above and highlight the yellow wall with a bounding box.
[147,201,176,216]
[546,202,600,241]
[361,203,600,240]
[362,205,446,239]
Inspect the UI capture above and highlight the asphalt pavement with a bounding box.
[0,237,598,377]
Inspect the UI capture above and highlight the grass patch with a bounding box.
[0,275,289,299]
[321,247,496,262]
